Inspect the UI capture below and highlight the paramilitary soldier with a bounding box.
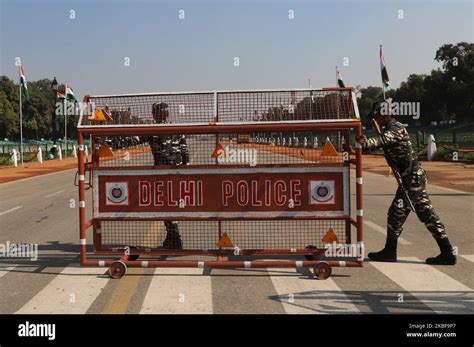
[148,102,189,249]
[359,99,457,265]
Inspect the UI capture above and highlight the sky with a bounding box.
[1,0,473,100]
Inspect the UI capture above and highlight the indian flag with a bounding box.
[380,46,390,87]
[336,67,345,88]
[19,65,30,101]
[65,84,78,102]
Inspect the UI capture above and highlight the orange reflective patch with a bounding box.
[211,143,225,158]
[321,138,338,156]
[217,232,234,248]
[98,143,114,157]
[322,227,339,243]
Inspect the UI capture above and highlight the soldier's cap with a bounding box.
[369,98,393,118]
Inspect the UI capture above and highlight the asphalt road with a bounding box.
[0,143,473,314]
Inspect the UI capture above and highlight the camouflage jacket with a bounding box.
[365,118,420,178]
[147,134,189,165]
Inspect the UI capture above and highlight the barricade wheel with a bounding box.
[313,262,331,280]
[304,245,318,261]
[109,260,127,279]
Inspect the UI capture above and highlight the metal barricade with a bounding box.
[76,88,364,279]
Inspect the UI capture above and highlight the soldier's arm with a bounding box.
[362,127,405,152]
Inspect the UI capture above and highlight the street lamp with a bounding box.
[51,77,59,153]
[52,77,59,92]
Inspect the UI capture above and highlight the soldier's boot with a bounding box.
[368,237,397,262]
[426,238,456,265]
[162,221,183,250]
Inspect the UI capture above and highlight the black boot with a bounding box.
[368,237,397,262]
[426,238,456,265]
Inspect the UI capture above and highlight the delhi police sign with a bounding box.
[93,167,349,219]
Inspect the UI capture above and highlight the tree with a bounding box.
[434,42,473,123]
[0,91,18,139]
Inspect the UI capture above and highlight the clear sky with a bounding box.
[1,0,472,99]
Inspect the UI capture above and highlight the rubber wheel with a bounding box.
[304,245,318,261]
[313,262,332,280]
[109,260,127,279]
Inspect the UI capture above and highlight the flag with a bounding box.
[56,92,66,99]
[65,85,78,102]
[380,46,390,87]
[336,67,345,88]
[19,65,30,101]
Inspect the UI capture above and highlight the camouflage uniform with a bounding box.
[364,118,448,242]
[148,133,189,249]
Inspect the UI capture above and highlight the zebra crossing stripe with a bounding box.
[370,257,473,314]
[268,268,360,314]
[140,268,213,314]
[15,265,108,314]
[460,255,474,263]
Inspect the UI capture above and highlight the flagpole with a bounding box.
[380,45,386,100]
[19,81,24,167]
[64,82,67,158]
[336,66,338,87]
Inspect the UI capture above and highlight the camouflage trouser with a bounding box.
[387,168,447,241]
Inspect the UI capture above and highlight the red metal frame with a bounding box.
[77,118,363,277]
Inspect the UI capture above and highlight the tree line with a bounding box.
[357,42,473,128]
[0,42,472,141]
[0,77,79,141]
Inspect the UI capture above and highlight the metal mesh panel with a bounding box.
[95,131,347,168]
[81,89,356,127]
[82,92,214,126]
[217,90,355,122]
[97,220,347,251]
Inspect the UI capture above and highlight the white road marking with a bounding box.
[370,257,474,314]
[15,265,108,314]
[269,268,360,314]
[45,190,66,198]
[364,220,411,245]
[460,255,474,263]
[140,268,213,314]
[0,265,17,278]
[0,206,23,216]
